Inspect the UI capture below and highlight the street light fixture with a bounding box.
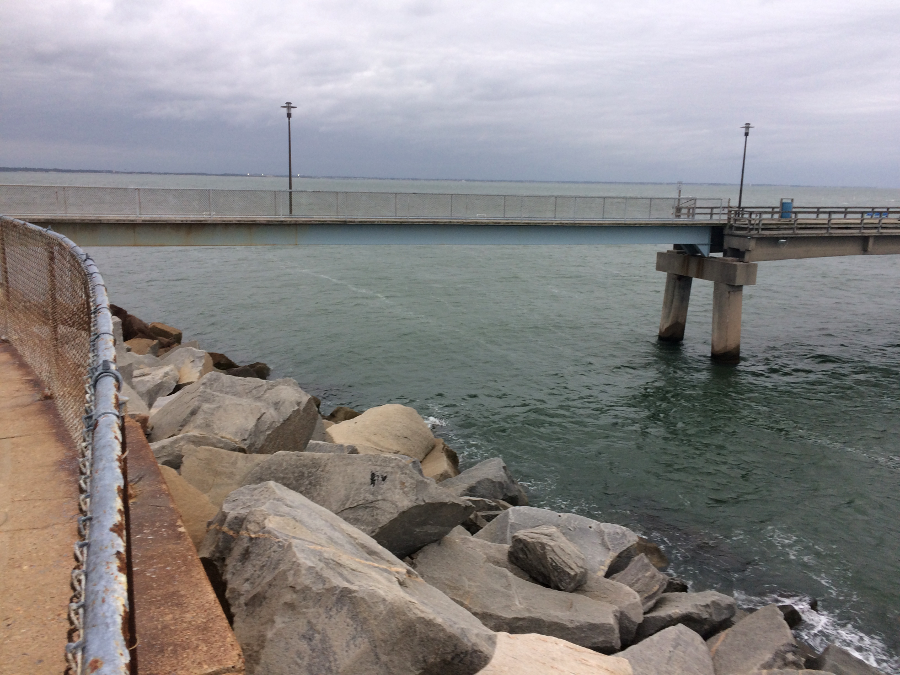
[281,101,297,215]
[737,122,753,213]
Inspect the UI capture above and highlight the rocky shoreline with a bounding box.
[112,305,886,675]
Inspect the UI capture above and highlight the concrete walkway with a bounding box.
[0,342,81,674]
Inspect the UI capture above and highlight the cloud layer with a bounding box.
[2,0,898,185]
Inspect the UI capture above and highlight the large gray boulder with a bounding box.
[149,371,319,454]
[180,447,268,508]
[158,345,214,388]
[412,533,621,651]
[199,482,495,675]
[508,525,588,592]
[609,553,669,611]
[476,506,639,576]
[304,440,359,454]
[809,644,888,675]
[440,457,529,505]
[240,451,473,557]
[576,574,643,646]
[149,432,244,470]
[619,624,714,675]
[706,604,805,674]
[131,364,179,407]
[634,591,736,641]
[478,632,632,675]
[326,404,437,460]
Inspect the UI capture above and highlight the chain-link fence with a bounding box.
[0,216,129,675]
[0,184,725,220]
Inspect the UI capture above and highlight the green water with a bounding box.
[7,171,897,670]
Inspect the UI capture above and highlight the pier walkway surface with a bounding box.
[0,341,80,675]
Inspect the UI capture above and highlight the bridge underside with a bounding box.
[724,233,900,261]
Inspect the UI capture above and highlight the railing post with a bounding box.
[47,243,59,392]
[0,222,8,338]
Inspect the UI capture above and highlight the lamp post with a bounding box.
[281,101,297,215]
[737,122,753,213]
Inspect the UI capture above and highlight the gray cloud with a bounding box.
[1,0,898,185]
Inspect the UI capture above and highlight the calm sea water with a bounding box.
[7,171,898,671]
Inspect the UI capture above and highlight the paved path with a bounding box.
[0,342,80,675]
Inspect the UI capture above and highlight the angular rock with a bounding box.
[149,391,178,417]
[462,497,512,533]
[150,432,244,470]
[304,440,359,454]
[120,380,150,416]
[421,438,460,482]
[200,481,495,675]
[620,624,713,675]
[241,451,473,557]
[610,553,669,611]
[478,633,632,675]
[149,371,319,455]
[445,531,533,581]
[666,576,690,593]
[131,364,179,407]
[226,363,269,379]
[509,525,588,592]
[808,643,887,675]
[608,536,670,575]
[208,351,238,370]
[635,591,736,641]
[576,574,643,646]
[326,405,361,423]
[707,604,805,674]
[476,506,639,576]
[326,404,436,461]
[778,604,803,629]
[412,533,621,651]
[440,457,529,506]
[180,447,268,508]
[308,417,328,441]
[159,465,218,549]
[126,337,159,356]
[148,321,182,343]
[159,346,214,388]
[745,671,831,674]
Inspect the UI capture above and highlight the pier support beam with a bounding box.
[658,273,693,342]
[711,282,743,364]
[656,251,758,364]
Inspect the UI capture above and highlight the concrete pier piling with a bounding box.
[711,282,744,363]
[658,273,693,342]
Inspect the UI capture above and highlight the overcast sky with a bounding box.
[1,0,898,186]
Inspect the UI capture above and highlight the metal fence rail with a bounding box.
[729,206,900,235]
[0,216,128,675]
[0,184,725,220]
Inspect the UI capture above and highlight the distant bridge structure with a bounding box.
[3,184,899,363]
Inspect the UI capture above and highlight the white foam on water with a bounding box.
[732,590,900,674]
[423,415,446,430]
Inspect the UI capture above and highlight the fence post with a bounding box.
[48,242,60,393]
[0,222,8,338]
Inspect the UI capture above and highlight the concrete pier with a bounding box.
[711,283,744,363]
[658,273,693,342]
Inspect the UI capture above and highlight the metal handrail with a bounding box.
[727,206,900,234]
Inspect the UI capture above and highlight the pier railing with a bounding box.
[728,206,900,235]
[0,216,129,675]
[0,184,725,221]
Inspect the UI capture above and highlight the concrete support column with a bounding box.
[711,282,743,364]
[658,273,693,342]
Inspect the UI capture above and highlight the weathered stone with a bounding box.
[119,348,162,371]
[121,380,150,416]
[478,632,632,675]
[125,337,160,356]
[208,352,238,370]
[180,447,268,508]
[635,591,735,641]
[778,603,803,628]
[308,417,328,442]
[304,440,359,454]
[576,574,643,645]
[421,438,460,482]
[149,391,178,417]
[476,506,639,576]
[619,624,714,675]
[666,576,690,593]
[444,529,533,581]
[200,481,495,675]
[131,365,179,407]
[509,525,588,592]
[440,457,529,506]
[149,371,319,455]
[608,536,670,575]
[150,432,244,470]
[226,363,269,379]
[707,604,805,674]
[240,451,473,557]
[326,405,361,423]
[148,321,182,343]
[807,643,887,675]
[159,465,218,549]
[111,304,153,341]
[326,403,436,461]
[610,553,669,611]
[745,671,831,674]
[412,533,621,651]
[159,346,214,388]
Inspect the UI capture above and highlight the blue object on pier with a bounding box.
[780,198,794,219]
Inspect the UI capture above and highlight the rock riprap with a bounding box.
[609,553,669,611]
[131,364,179,407]
[326,403,437,460]
[179,446,268,508]
[619,624,714,675]
[200,482,496,675]
[706,604,806,674]
[576,574,643,645]
[240,451,473,557]
[149,371,319,454]
[149,432,243,470]
[634,591,736,641]
[478,633,632,675]
[476,506,639,576]
[508,525,588,592]
[809,643,888,675]
[440,457,529,505]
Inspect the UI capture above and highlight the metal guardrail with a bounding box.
[728,206,900,235]
[0,184,725,221]
[0,216,129,675]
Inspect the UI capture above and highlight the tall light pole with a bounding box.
[737,122,753,213]
[281,101,297,215]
